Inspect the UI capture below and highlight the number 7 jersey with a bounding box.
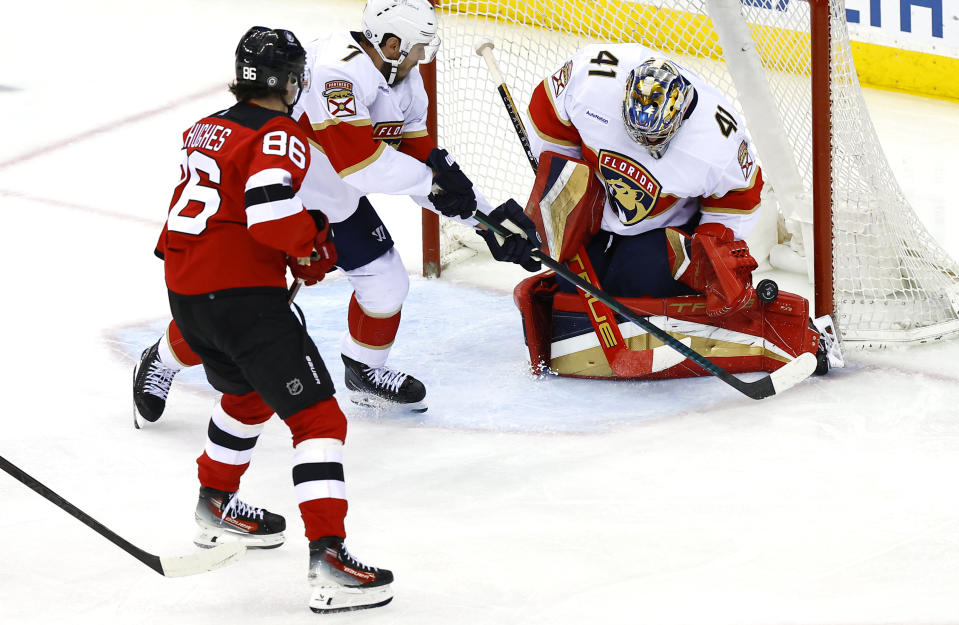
[158,102,319,295]
[527,43,764,240]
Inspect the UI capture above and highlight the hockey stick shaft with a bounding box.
[289,277,304,303]
[476,42,539,171]
[0,454,244,577]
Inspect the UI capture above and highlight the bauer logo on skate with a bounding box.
[324,80,355,117]
[597,150,662,225]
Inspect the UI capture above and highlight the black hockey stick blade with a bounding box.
[0,455,246,577]
[472,212,816,399]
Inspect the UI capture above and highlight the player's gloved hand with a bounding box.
[288,211,337,286]
[426,148,476,219]
[477,199,542,272]
[668,222,757,317]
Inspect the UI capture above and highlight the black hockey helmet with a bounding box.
[234,26,308,95]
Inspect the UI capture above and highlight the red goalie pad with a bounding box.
[513,273,819,380]
[524,151,605,263]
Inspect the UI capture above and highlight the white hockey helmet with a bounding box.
[361,0,440,84]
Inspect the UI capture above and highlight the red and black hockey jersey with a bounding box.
[159,102,319,295]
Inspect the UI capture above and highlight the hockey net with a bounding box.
[426,0,959,347]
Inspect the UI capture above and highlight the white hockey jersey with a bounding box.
[292,31,485,225]
[527,43,763,239]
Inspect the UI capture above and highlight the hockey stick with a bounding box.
[476,41,539,171]
[474,41,815,399]
[0,454,246,577]
[289,277,304,303]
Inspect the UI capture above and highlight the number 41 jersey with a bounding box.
[158,102,319,296]
[527,43,764,240]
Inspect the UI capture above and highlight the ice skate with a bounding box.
[342,355,427,412]
[308,537,394,614]
[194,487,286,549]
[132,340,178,428]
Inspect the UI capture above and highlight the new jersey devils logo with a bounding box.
[597,150,662,225]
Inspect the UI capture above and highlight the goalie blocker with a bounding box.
[514,152,836,380]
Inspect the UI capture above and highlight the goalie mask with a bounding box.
[622,58,693,159]
[361,0,441,85]
[235,26,308,109]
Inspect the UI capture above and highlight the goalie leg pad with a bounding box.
[546,289,818,380]
[513,273,559,374]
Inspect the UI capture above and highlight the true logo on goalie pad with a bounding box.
[597,150,662,225]
[324,80,356,118]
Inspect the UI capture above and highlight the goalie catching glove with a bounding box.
[666,222,758,317]
[477,199,542,272]
[287,210,337,286]
[426,148,477,219]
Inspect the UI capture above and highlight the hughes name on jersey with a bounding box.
[527,43,763,240]
[159,102,318,295]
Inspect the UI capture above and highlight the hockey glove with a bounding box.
[667,222,757,317]
[426,148,476,219]
[288,211,337,286]
[477,199,542,272]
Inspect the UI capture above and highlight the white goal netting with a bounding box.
[432,0,959,347]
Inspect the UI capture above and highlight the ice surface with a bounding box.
[2,1,959,624]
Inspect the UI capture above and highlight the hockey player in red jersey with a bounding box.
[161,26,393,613]
[514,48,839,379]
[133,0,538,421]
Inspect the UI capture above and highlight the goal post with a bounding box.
[423,0,959,347]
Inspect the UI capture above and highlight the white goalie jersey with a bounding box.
[526,43,764,240]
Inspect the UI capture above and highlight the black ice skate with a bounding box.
[308,536,394,614]
[194,487,286,549]
[132,340,178,428]
[342,355,427,412]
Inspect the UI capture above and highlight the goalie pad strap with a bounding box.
[665,227,693,281]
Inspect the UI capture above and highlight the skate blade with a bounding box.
[309,583,393,614]
[193,527,285,550]
[348,391,427,413]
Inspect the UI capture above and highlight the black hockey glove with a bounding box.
[477,199,542,272]
[426,148,476,219]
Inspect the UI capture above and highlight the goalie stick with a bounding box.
[0,454,246,577]
[475,41,816,399]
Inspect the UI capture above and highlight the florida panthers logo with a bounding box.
[324,80,356,117]
[597,150,662,225]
